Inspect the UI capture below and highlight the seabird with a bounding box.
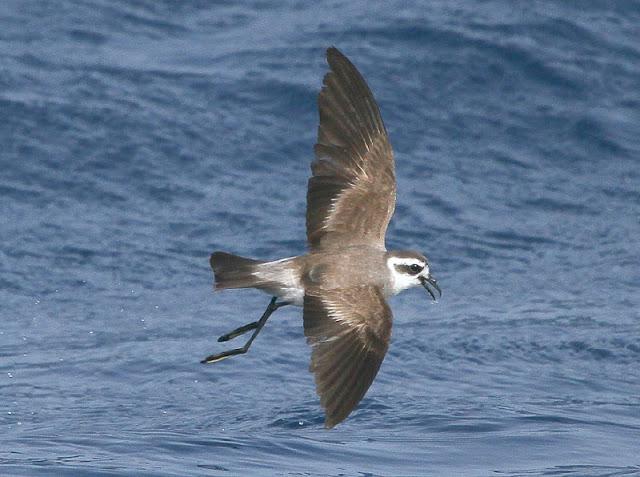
[202,47,441,428]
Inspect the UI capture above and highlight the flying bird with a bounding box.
[202,47,441,428]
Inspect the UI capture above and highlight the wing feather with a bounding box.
[307,47,396,250]
[303,286,392,428]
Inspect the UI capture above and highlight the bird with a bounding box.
[202,46,441,428]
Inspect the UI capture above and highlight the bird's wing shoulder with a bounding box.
[303,285,392,428]
[307,47,396,250]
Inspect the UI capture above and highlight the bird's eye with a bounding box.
[409,264,423,274]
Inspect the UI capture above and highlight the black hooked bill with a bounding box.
[420,275,442,301]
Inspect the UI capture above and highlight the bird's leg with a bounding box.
[217,321,259,342]
[217,296,289,342]
[201,297,288,364]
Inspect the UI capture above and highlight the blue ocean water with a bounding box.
[1,0,640,475]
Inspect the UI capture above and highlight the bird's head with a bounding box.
[386,250,441,300]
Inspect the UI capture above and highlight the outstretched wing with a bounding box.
[307,47,396,250]
[303,286,392,428]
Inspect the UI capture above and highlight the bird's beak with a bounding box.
[420,275,442,302]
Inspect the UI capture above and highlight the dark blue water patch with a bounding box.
[348,23,586,95]
[397,333,640,367]
[495,464,640,477]
[569,116,631,158]
[523,196,597,216]
[484,229,559,247]
[67,28,109,46]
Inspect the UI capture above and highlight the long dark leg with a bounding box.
[201,297,287,364]
[217,321,259,342]
[216,296,289,342]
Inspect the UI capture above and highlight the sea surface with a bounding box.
[1,1,640,476]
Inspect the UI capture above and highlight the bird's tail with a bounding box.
[209,251,266,290]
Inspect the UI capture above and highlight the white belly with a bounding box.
[254,258,305,306]
[263,286,304,306]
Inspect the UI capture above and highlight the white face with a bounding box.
[386,256,431,295]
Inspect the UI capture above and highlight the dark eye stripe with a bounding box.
[394,263,424,275]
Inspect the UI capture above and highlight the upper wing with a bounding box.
[306,47,396,250]
[303,286,392,428]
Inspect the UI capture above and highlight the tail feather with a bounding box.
[209,251,265,290]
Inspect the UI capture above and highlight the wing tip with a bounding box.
[326,45,340,58]
[325,46,352,71]
[324,417,339,429]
